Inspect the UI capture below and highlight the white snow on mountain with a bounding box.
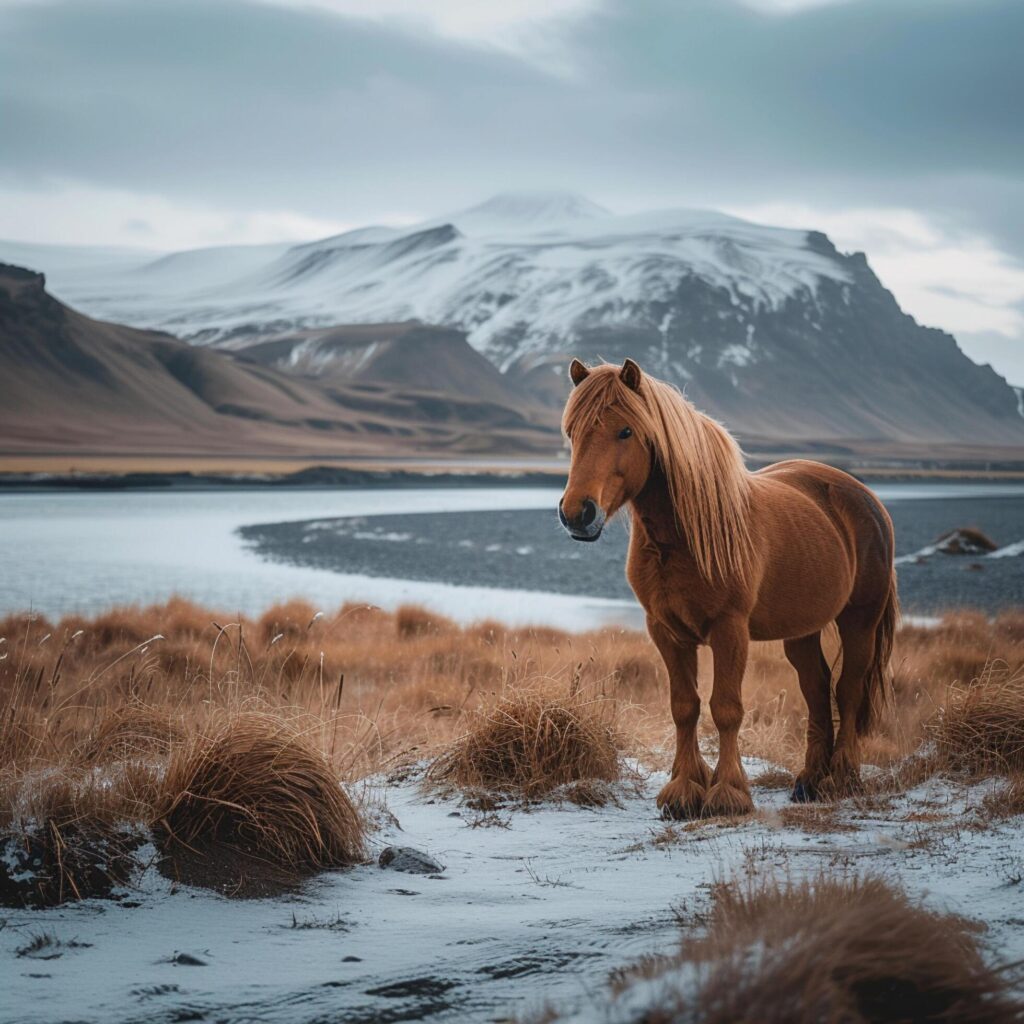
[0,192,849,365]
[423,190,611,235]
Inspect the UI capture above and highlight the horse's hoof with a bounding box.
[657,777,706,820]
[790,778,818,803]
[660,800,699,821]
[702,780,754,818]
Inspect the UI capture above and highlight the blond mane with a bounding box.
[563,364,753,582]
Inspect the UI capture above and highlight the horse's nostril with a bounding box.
[558,500,569,528]
[581,500,597,528]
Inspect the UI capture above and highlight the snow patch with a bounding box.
[717,343,754,368]
[990,539,1024,559]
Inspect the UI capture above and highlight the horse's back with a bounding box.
[756,458,872,501]
[756,456,891,538]
[756,459,892,540]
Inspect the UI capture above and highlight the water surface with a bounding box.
[2,483,1021,628]
[0,487,637,629]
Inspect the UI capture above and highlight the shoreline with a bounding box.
[0,466,567,493]
[4,463,1024,492]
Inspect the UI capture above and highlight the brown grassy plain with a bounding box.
[2,599,1023,901]
[4,599,1024,785]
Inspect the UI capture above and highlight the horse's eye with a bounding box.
[618,427,633,440]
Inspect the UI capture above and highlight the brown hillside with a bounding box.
[0,265,558,456]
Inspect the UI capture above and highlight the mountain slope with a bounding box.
[5,192,1022,447]
[503,232,1024,446]
[233,321,531,411]
[0,264,555,455]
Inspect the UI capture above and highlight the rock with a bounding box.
[934,528,998,556]
[378,846,445,875]
[167,952,207,966]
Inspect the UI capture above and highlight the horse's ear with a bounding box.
[569,358,590,387]
[620,358,643,392]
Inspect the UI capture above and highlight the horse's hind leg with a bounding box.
[829,608,876,795]
[784,632,834,802]
[648,619,711,819]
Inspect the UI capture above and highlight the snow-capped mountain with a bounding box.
[14,192,847,361]
[5,191,1023,445]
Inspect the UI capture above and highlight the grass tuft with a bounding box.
[427,686,625,803]
[0,764,154,907]
[932,664,1024,776]
[152,714,365,893]
[592,875,1024,1023]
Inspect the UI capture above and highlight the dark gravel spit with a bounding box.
[239,492,1024,615]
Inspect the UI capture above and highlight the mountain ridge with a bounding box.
[3,193,1022,447]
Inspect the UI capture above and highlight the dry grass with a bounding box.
[81,702,188,762]
[775,804,861,834]
[931,663,1024,776]
[155,714,365,866]
[153,714,364,894]
[1,599,1023,901]
[426,685,627,804]
[4,602,1024,783]
[0,599,668,783]
[749,766,794,789]
[980,775,1024,819]
[593,875,1024,1023]
[3,602,1023,787]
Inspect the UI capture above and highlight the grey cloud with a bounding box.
[582,0,1024,179]
[0,0,1022,250]
[0,0,573,212]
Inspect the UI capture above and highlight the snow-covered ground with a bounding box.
[4,763,1022,1024]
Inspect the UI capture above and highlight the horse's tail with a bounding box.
[857,570,899,736]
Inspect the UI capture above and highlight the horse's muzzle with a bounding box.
[558,497,605,542]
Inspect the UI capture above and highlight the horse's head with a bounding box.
[558,358,652,542]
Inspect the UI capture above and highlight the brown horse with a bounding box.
[559,358,898,818]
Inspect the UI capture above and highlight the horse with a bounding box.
[558,358,898,818]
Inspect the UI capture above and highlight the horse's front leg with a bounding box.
[648,618,711,819]
[705,615,754,816]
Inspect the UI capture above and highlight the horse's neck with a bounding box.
[630,460,682,553]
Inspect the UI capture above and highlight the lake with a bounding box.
[2,482,1022,630]
[0,486,637,630]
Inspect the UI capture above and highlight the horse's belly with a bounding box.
[748,537,853,641]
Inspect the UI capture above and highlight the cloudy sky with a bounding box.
[1,0,1023,380]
